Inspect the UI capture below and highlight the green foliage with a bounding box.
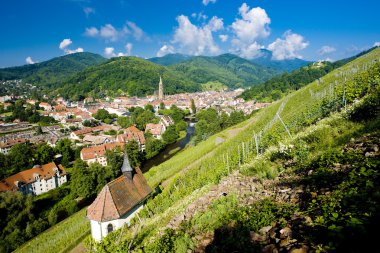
[0,52,106,89]
[239,49,375,103]
[136,110,158,130]
[126,140,143,168]
[169,53,280,88]
[59,56,199,99]
[145,137,165,159]
[162,125,179,144]
[93,109,117,123]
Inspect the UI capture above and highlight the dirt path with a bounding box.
[69,242,87,253]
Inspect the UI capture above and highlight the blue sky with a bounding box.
[0,0,379,67]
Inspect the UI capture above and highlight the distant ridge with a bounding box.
[0,52,106,88]
[148,53,193,66]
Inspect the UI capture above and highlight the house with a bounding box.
[0,138,28,154]
[0,162,67,195]
[159,115,175,131]
[87,151,152,241]
[82,135,114,146]
[117,125,146,151]
[145,123,164,139]
[39,102,53,111]
[80,142,124,166]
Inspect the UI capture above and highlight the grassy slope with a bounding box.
[15,209,90,253]
[19,47,380,252]
[100,47,380,250]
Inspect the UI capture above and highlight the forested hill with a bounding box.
[0,52,106,88]
[148,53,192,66]
[169,53,281,89]
[58,56,198,100]
[239,47,379,102]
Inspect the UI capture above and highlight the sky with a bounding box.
[0,0,379,67]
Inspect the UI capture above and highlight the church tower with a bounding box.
[158,76,164,100]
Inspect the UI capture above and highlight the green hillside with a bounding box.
[58,56,198,99]
[148,53,193,66]
[240,47,379,102]
[0,52,106,88]
[83,47,380,252]
[169,53,281,88]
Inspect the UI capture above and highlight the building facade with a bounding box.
[0,162,67,195]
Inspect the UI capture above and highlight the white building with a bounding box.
[0,162,67,195]
[80,142,124,166]
[87,152,152,241]
[0,138,28,155]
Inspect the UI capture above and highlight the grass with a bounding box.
[15,208,90,253]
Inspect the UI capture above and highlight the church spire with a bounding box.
[158,75,164,100]
[121,150,133,181]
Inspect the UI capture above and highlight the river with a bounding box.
[141,123,195,172]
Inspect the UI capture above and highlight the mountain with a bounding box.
[58,56,198,99]
[0,52,106,88]
[250,49,310,72]
[148,53,193,66]
[240,47,379,102]
[169,53,281,88]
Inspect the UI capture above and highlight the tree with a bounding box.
[34,143,54,165]
[160,102,165,110]
[125,140,142,168]
[117,116,132,128]
[8,143,34,175]
[175,120,187,132]
[55,139,75,167]
[145,137,164,159]
[70,160,96,199]
[191,99,196,114]
[35,125,43,135]
[105,148,123,178]
[136,110,158,130]
[144,104,154,112]
[162,125,179,144]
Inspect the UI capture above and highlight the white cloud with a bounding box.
[59,39,84,54]
[84,27,99,37]
[59,39,72,50]
[219,34,228,42]
[104,47,116,57]
[267,30,309,60]
[172,15,221,55]
[125,43,133,55]
[207,16,224,32]
[105,43,133,58]
[127,21,144,41]
[231,3,271,58]
[100,24,119,41]
[84,21,145,42]
[202,0,216,6]
[374,42,380,47]
[25,56,35,64]
[319,45,336,55]
[65,47,84,54]
[156,44,175,57]
[83,7,95,17]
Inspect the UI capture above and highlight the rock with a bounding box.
[289,244,309,253]
[279,227,292,239]
[250,231,267,242]
[307,170,313,176]
[262,244,277,253]
[268,227,278,239]
[280,238,291,247]
[259,226,272,235]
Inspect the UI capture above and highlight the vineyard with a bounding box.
[84,48,380,251]
[15,208,90,253]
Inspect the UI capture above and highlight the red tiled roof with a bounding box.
[0,162,66,192]
[81,142,124,160]
[145,123,163,136]
[87,168,152,222]
[0,138,28,149]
